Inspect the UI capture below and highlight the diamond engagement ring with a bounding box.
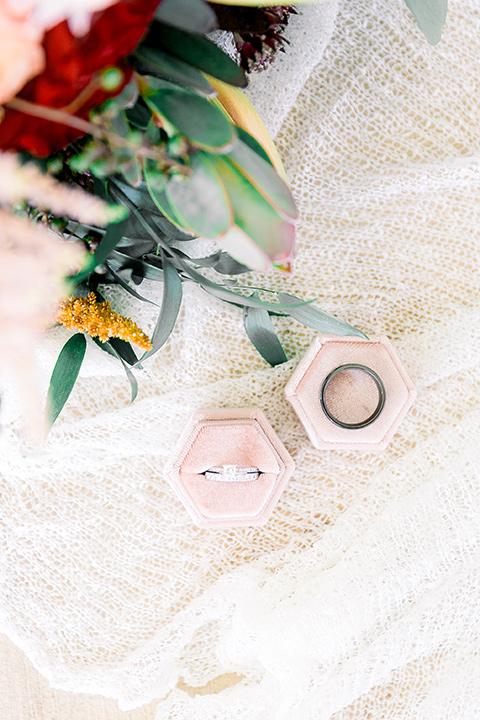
[204,465,260,482]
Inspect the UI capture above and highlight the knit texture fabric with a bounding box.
[1,0,480,718]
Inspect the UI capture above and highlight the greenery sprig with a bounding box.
[44,0,448,431]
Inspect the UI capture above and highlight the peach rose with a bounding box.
[0,0,45,105]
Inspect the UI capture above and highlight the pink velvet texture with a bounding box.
[285,335,416,451]
[165,408,295,528]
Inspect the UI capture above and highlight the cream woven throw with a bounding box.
[1,0,480,718]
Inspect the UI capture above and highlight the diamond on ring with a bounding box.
[204,465,260,482]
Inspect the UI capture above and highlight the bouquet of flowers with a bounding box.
[0,0,447,436]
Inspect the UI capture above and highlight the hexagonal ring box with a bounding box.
[285,335,416,452]
[165,408,295,528]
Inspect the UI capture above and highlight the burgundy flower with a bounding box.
[0,0,161,156]
[234,7,295,74]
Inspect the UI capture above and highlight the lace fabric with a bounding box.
[1,0,480,717]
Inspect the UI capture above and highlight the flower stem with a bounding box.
[5,97,187,174]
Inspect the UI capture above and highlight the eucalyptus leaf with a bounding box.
[145,166,193,230]
[72,216,129,284]
[108,344,139,403]
[45,333,87,431]
[212,253,250,275]
[174,249,249,274]
[244,301,288,366]
[146,22,247,88]
[115,237,157,258]
[174,254,307,312]
[110,178,163,215]
[91,336,138,368]
[278,293,367,338]
[92,216,130,267]
[136,254,183,364]
[147,88,236,151]
[109,181,191,245]
[105,262,160,306]
[178,250,223,267]
[134,47,215,96]
[154,0,216,34]
[108,251,165,282]
[165,152,232,237]
[403,0,447,44]
[109,338,140,367]
[111,178,194,241]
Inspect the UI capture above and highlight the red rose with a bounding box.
[0,0,161,156]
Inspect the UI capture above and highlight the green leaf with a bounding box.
[110,111,130,137]
[94,336,139,367]
[237,126,273,166]
[147,22,247,88]
[91,215,130,268]
[147,88,236,151]
[226,138,298,219]
[90,337,134,366]
[278,293,367,339]
[134,47,215,97]
[403,0,447,44]
[105,262,160,306]
[109,347,138,402]
[212,253,250,275]
[108,252,165,282]
[173,253,307,312]
[211,156,295,270]
[154,0,216,33]
[126,100,152,129]
[92,338,139,401]
[121,157,142,187]
[71,216,129,284]
[110,177,167,217]
[244,300,288,366]
[45,333,87,431]
[145,165,194,230]
[165,152,232,237]
[136,254,183,364]
[110,178,195,240]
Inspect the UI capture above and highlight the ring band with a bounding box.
[204,465,260,482]
[320,363,386,429]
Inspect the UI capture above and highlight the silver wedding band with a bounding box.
[320,363,386,429]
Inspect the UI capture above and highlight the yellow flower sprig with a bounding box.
[57,292,152,351]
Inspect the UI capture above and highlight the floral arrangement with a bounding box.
[0,0,447,437]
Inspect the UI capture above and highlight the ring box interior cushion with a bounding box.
[285,335,416,451]
[165,408,295,528]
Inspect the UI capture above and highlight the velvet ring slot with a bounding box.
[164,408,295,528]
[285,335,417,452]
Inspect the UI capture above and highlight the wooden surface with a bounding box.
[0,633,242,718]
[0,633,158,720]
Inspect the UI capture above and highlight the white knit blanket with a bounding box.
[1,1,480,718]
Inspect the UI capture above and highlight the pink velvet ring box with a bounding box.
[285,335,416,452]
[164,408,295,529]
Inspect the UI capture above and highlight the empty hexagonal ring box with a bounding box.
[165,408,295,528]
[285,335,416,452]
